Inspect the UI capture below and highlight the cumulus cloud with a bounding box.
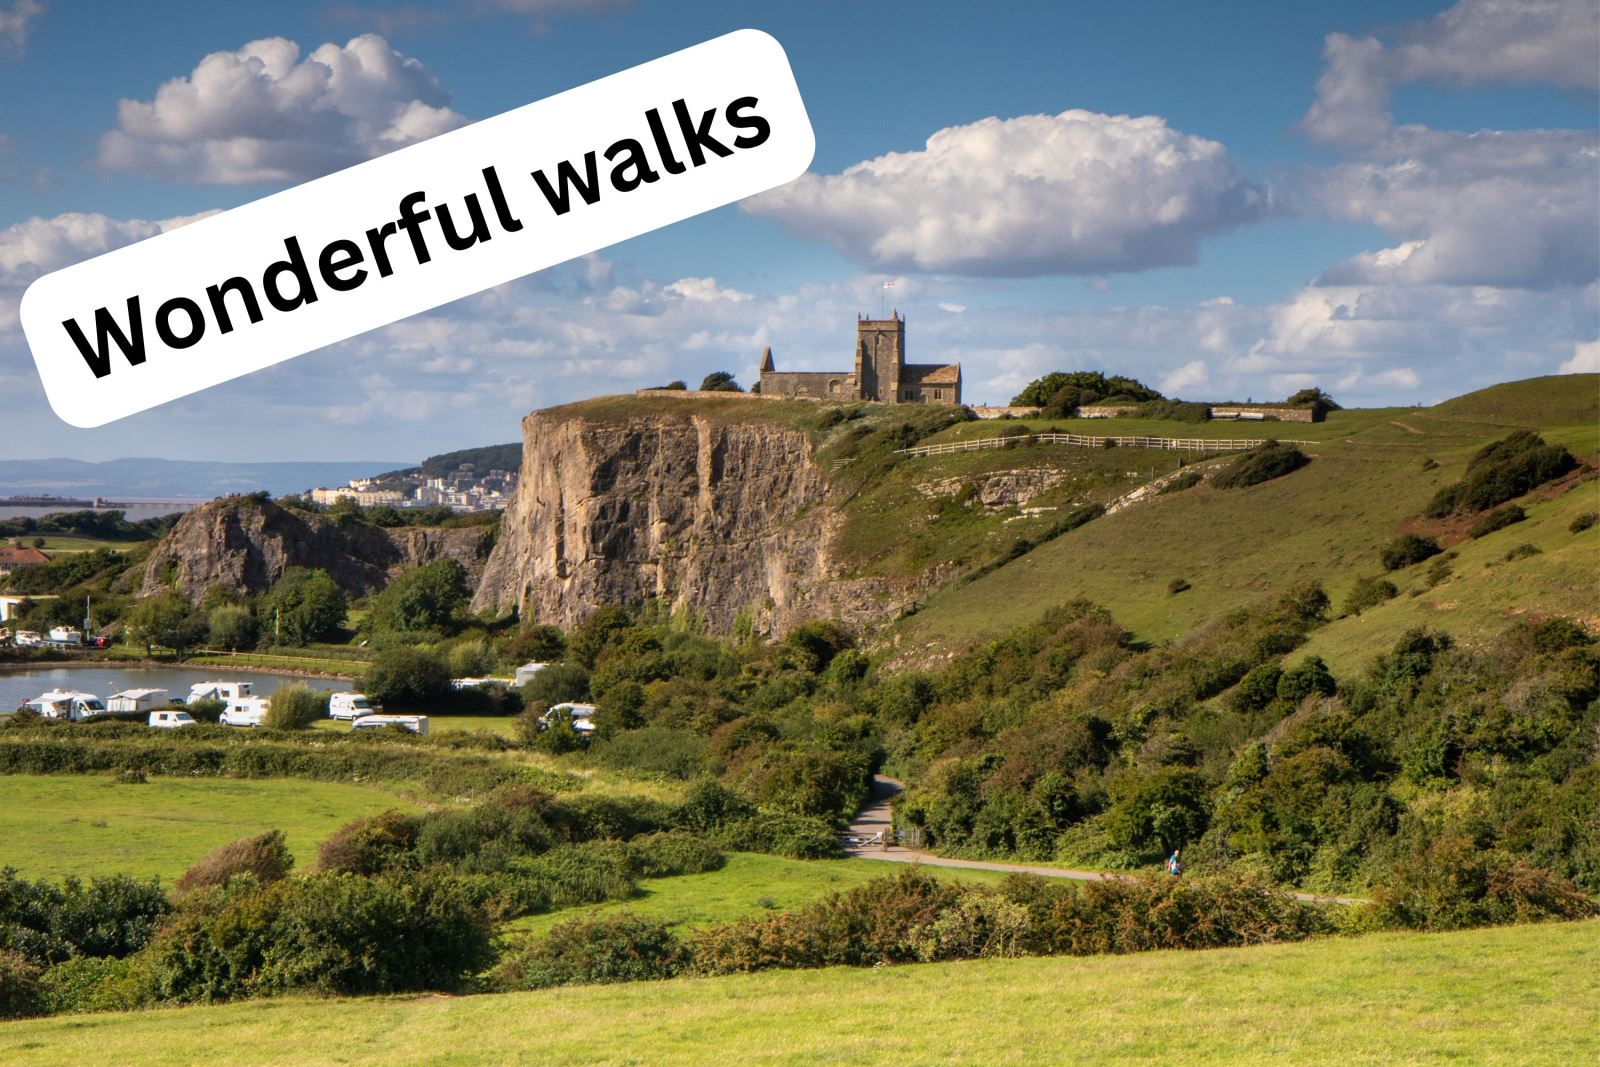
[1560,338,1600,373]
[1159,360,1209,397]
[1291,0,1599,290]
[746,109,1266,277]
[95,35,466,184]
[0,0,42,54]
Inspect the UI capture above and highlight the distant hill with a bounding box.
[0,457,408,500]
[365,443,523,484]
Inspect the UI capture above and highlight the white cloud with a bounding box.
[1290,0,1599,290]
[746,109,1266,277]
[1159,360,1209,397]
[662,277,752,303]
[95,35,466,184]
[0,0,42,55]
[1560,338,1600,373]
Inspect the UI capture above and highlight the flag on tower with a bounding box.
[883,280,894,289]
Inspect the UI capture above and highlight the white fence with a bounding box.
[896,432,1314,458]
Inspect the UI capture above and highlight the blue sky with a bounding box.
[0,0,1596,461]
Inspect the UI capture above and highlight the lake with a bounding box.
[0,666,352,711]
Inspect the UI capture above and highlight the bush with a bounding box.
[176,830,294,894]
[1380,533,1442,571]
[363,647,453,709]
[1104,769,1209,861]
[1467,504,1526,539]
[625,832,725,877]
[710,812,841,859]
[1157,469,1205,495]
[145,871,494,1002]
[0,868,171,966]
[1343,575,1398,615]
[1424,431,1576,517]
[315,811,423,875]
[1570,511,1598,534]
[1211,442,1309,490]
[0,950,44,1019]
[1366,835,1599,932]
[588,727,708,779]
[185,698,225,725]
[518,662,591,715]
[263,683,329,729]
[1167,578,1191,595]
[492,914,687,991]
[40,955,148,1015]
[366,559,471,635]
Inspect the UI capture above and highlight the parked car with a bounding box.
[148,710,197,729]
[328,692,380,720]
[218,696,270,728]
[350,714,428,736]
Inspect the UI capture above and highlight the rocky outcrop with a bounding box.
[138,497,491,601]
[473,403,884,636]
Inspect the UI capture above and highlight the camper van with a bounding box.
[106,689,169,715]
[148,710,197,729]
[184,680,254,704]
[219,696,271,727]
[350,714,429,736]
[328,692,379,720]
[539,702,597,739]
[24,690,107,721]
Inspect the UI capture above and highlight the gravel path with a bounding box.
[843,774,1365,905]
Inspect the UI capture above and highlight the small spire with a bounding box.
[759,346,774,372]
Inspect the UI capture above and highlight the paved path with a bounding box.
[844,775,1364,905]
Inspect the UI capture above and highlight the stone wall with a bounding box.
[1211,405,1320,423]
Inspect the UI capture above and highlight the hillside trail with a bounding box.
[844,774,1365,905]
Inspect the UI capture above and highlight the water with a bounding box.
[0,502,200,523]
[0,666,351,711]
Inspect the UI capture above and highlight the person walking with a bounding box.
[1166,848,1183,877]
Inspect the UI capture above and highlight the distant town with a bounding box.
[303,443,521,513]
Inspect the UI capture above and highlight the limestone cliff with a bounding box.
[472,402,884,636]
[138,496,492,601]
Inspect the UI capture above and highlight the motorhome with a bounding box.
[350,714,429,736]
[24,690,107,721]
[45,626,84,647]
[328,692,379,720]
[219,696,271,727]
[540,702,598,738]
[184,680,254,704]
[106,688,168,715]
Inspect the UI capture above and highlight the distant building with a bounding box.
[759,313,962,405]
[309,487,407,507]
[0,545,50,579]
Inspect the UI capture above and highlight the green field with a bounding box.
[4,920,1592,1065]
[507,852,1007,937]
[893,377,1600,655]
[309,713,521,739]
[0,775,421,883]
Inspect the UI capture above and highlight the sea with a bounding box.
[0,501,201,523]
[0,665,351,711]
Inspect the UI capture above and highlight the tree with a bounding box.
[126,593,192,659]
[699,371,742,392]
[447,638,496,678]
[593,680,646,739]
[520,663,590,713]
[1285,387,1340,416]
[208,604,258,652]
[504,623,566,664]
[366,559,470,635]
[363,647,453,709]
[264,568,348,645]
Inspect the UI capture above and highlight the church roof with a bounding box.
[759,346,774,372]
[903,362,961,385]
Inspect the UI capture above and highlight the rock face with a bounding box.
[139,497,492,601]
[473,405,859,636]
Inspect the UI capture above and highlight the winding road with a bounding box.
[844,774,1365,905]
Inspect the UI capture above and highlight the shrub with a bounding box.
[315,810,423,875]
[589,726,709,779]
[625,832,725,877]
[1276,656,1337,705]
[518,662,591,714]
[263,683,328,729]
[1343,575,1398,615]
[176,830,294,894]
[515,846,636,908]
[1167,578,1191,595]
[0,950,44,1019]
[1380,533,1442,571]
[710,812,841,859]
[1158,469,1205,495]
[40,955,148,1015]
[0,868,171,966]
[363,647,453,709]
[1502,543,1542,562]
[1467,504,1525,539]
[1424,431,1576,517]
[1211,442,1309,490]
[1365,835,1599,932]
[1570,511,1598,533]
[145,871,494,1002]
[366,559,471,636]
[492,914,687,991]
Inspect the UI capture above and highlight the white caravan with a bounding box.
[514,662,550,687]
[184,680,254,704]
[24,690,107,721]
[328,692,380,720]
[540,702,597,738]
[351,714,429,736]
[219,696,271,728]
[107,689,169,715]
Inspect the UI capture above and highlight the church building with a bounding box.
[758,313,962,405]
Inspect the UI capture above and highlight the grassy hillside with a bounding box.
[5,920,1593,1066]
[893,375,1598,657]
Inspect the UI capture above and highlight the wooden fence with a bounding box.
[896,432,1314,458]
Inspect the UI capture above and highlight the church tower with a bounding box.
[854,312,905,402]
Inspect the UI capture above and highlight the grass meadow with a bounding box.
[2,920,1592,1065]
